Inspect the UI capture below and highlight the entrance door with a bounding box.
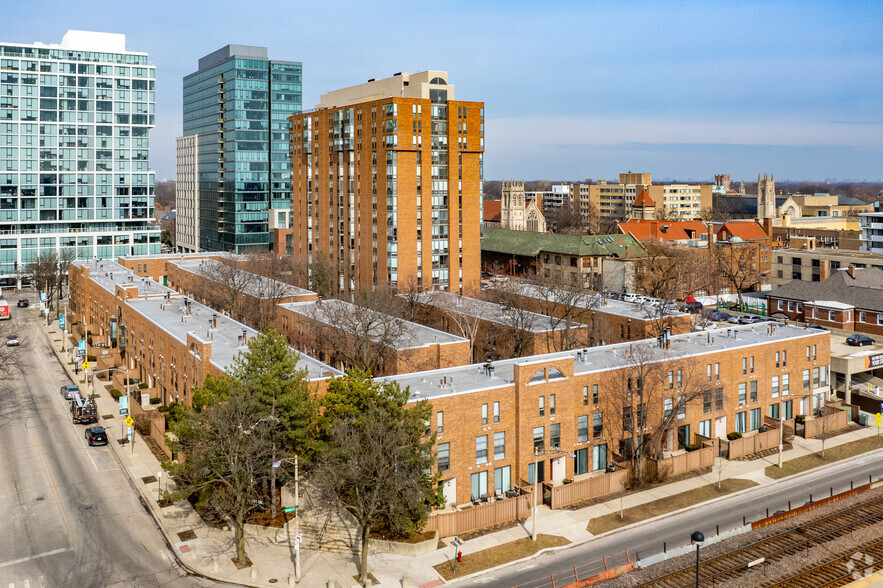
[715,416,727,439]
[551,457,565,482]
[442,478,456,507]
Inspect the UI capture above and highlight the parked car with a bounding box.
[805,323,827,331]
[739,315,763,324]
[727,315,742,324]
[694,320,716,331]
[681,301,703,313]
[708,310,731,321]
[16,298,28,308]
[60,384,79,400]
[84,426,108,446]
[846,334,875,347]
[5,335,18,347]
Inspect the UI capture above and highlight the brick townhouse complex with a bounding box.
[381,322,830,505]
[68,259,339,406]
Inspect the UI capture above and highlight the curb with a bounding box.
[444,440,883,584]
[42,322,271,588]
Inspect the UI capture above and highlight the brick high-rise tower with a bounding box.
[290,71,484,296]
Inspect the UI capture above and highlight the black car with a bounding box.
[846,334,875,347]
[805,323,827,331]
[16,299,28,308]
[85,426,108,446]
[680,301,703,313]
[708,310,731,321]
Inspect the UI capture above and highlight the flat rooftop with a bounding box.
[280,300,467,349]
[413,291,581,332]
[504,282,689,321]
[75,259,339,380]
[377,322,828,402]
[75,259,176,298]
[119,253,221,262]
[170,258,315,300]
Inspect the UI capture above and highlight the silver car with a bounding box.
[60,384,79,400]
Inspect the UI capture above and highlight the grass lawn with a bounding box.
[433,534,570,580]
[765,436,882,480]
[586,478,758,535]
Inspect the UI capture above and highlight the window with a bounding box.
[593,384,599,405]
[735,411,747,433]
[593,444,608,471]
[437,443,449,472]
[715,387,724,412]
[782,350,787,367]
[539,396,545,417]
[777,300,783,310]
[703,390,712,414]
[664,397,673,418]
[783,399,793,420]
[769,403,780,419]
[668,371,674,389]
[549,423,560,450]
[476,435,488,464]
[494,466,511,494]
[437,411,444,434]
[738,383,747,405]
[677,396,686,420]
[707,364,712,381]
[750,356,755,373]
[813,345,817,360]
[772,375,779,398]
[533,426,544,454]
[493,401,500,423]
[715,363,720,380]
[859,311,866,323]
[470,471,488,501]
[593,413,603,438]
[750,408,761,431]
[578,415,589,442]
[806,345,811,361]
[699,419,711,437]
[829,310,835,321]
[575,448,589,475]
[803,369,811,391]
[583,386,589,406]
[550,394,556,416]
[821,366,828,387]
[750,381,758,403]
[775,352,780,368]
[813,367,820,388]
[493,431,505,460]
[782,373,789,396]
[677,370,683,388]
[481,403,488,426]
[742,358,747,375]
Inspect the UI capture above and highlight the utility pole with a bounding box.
[531,452,539,541]
[778,411,784,468]
[295,455,300,581]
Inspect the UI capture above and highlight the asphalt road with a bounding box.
[475,438,883,587]
[0,305,223,587]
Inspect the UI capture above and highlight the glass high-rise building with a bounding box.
[179,45,301,253]
[0,30,160,288]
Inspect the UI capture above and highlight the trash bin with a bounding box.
[859,413,869,426]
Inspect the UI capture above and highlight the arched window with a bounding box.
[548,368,566,381]
[430,77,447,85]
[529,369,546,384]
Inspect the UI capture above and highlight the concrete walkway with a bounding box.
[40,317,881,588]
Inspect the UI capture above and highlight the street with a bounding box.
[476,440,883,587]
[0,303,222,587]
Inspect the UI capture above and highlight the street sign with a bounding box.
[876,412,881,426]
[295,533,303,544]
[78,340,86,356]
[119,395,129,416]
[127,426,133,438]
[283,507,298,513]
[125,415,133,427]
[453,537,462,547]
[59,315,65,330]
[82,361,91,370]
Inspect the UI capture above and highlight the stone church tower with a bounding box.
[757,173,776,219]
[501,180,526,230]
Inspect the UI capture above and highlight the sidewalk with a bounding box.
[41,318,882,588]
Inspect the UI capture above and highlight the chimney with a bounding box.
[847,265,856,279]
[820,259,830,281]
[212,314,217,329]
[242,329,247,345]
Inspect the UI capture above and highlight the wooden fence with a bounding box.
[549,468,629,509]
[804,409,849,439]
[646,444,714,478]
[727,428,781,460]
[423,491,532,537]
[130,399,173,459]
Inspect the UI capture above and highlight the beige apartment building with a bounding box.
[587,173,711,223]
[771,247,883,287]
[289,71,484,296]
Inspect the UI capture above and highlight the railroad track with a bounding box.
[638,495,883,587]
[770,536,883,587]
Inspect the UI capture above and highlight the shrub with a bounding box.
[109,389,122,400]
[157,404,171,413]
[562,478,573,485]
[125,377,137,385]
[684,443,702,452]
[727,431,743,440]
[86,355,97,362]
[150,397,161,405]
[138,382,149,389]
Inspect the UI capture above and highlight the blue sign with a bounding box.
[78,339,86,356]
[59,315,65,330]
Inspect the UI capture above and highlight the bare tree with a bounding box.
[244,252,298,331]
[715,244,765,307]
[424,293,485,362]
[530,273,597,351]
[27,249,76,314]
[199,260,255,323]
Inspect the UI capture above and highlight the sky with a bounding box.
[4,0,883,183]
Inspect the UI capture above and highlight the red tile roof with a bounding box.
[484,200,501,223]
[633,189,655,207]
[717,222,768,241]
[619,219,710,242]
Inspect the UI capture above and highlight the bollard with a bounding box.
[550,574,556,588]
[664,542,667,553]
[743,515,746,526]
[401,577,411,588]
[250,567,258,580]
[788,500,791,510]
[288,575,295,588]
[766,507,769,518]
[603,557,608,571]
[830,487,833,498]
[810,493,813,502]
[851,480,854,491]
[716,524,719,535]
[574,566,579,580]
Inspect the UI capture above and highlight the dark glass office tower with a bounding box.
[181,45,301,252]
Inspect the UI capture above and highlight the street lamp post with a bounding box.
[273,457,300,582]
[530,448,575,541]
[778,411,784,468]
[691,530,705,587]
